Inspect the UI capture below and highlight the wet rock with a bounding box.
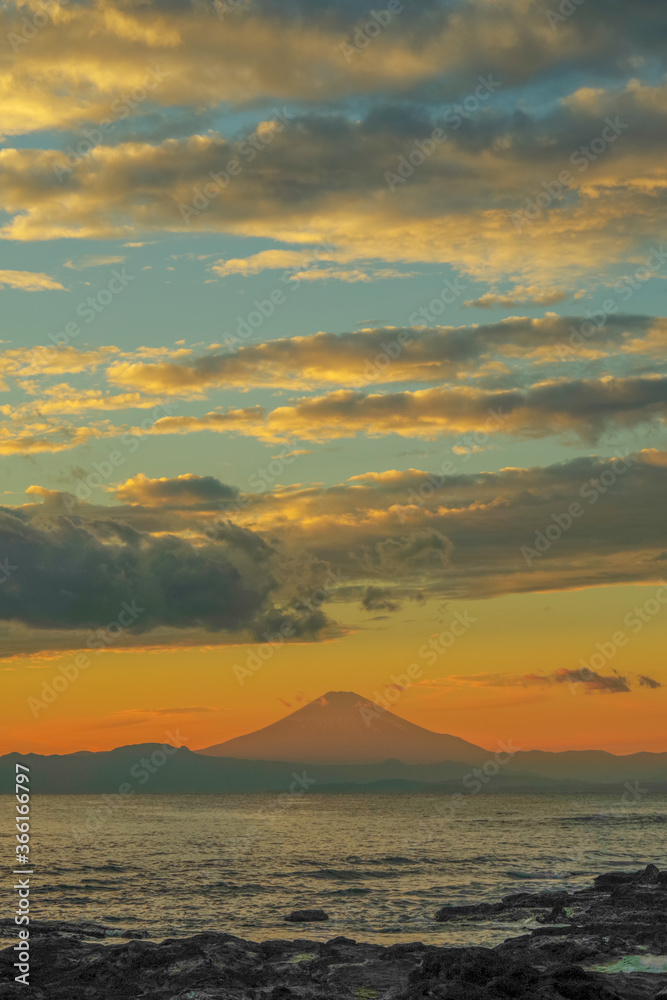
[284,909,329,922]
[488,960,541,997]
[407,947,509,988]
[536,905,569,924]
[502,891,571,909]
[593,864,661,891]
[549,965,621,999]
[0,866,664,999]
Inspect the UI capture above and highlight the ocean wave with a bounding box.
[561,813,667,824]
[304,868,387,881]
[325,887,373,896]
[504,870,576,880]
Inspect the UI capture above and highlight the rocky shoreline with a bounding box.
[1,865,667,999]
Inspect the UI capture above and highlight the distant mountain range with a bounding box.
[2,691,666,793]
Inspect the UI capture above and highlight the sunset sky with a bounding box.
[1,0,667,756]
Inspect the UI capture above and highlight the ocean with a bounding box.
[2,792,666,947]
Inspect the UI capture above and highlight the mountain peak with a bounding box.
[199,690,487,765]
[320,690,362,701]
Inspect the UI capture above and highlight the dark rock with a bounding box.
[502,891,571,909]
[436,902,505,922]
[536,905,569,924]
[550,965,620,1000]
[284,909,329,922]
[593,872,636,891]
[408,947,507,987]
[489,960,541,997]
[593,864,661,891]
[1,866,663,999]
[637,862,661,884]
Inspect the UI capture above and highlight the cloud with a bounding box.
[360,585,401,612]
[285,266,418,283]
[0,506,274,632]
[0,270,66,291]
[638,674,662,689]
[114,473,239,507]
[4,386,170,418]
[0,345,119,379]
[543,669,631,694]
[174,448,667,600]
[106,315,664,393]
[1,0,666,140]
[420,668,662,695]
[133,375,667,444]
[0,83,666,288]
[211,249,337,276]
[63,255,126,270]
[9,446,667,619]
[464,287,569,309]
[0,422,109,456]
[0,502,337,655]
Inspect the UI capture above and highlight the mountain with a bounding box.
[506,749,667,784]
[3,692,666,794]
[198,690,489,764]
[3,744,664,795]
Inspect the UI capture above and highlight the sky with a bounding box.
[1,0,667,755]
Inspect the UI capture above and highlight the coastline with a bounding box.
[1,864,666,999]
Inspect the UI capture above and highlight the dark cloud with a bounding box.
[422,667,662,695]
[0,507,274,634]
[549,669,631,694]
[10,448,667,629]
[360,585,401,612]
[638,674,662,689]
